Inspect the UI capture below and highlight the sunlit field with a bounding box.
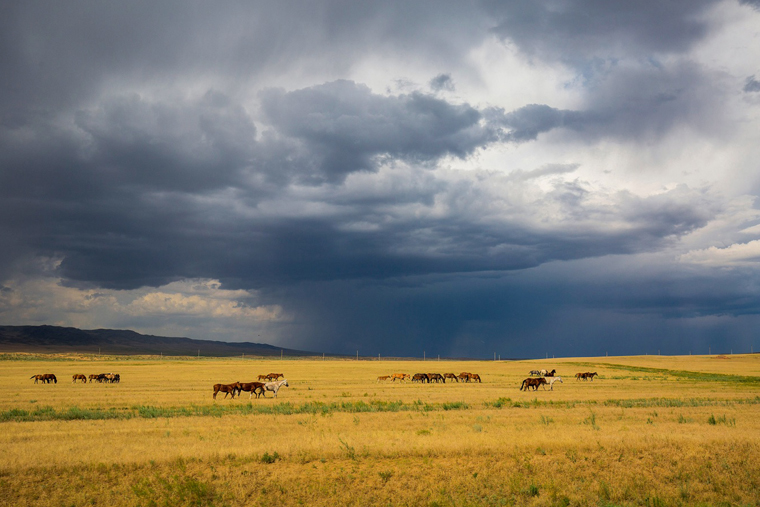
[1,353,759,506]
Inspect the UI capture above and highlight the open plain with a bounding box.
[0,353,759,506]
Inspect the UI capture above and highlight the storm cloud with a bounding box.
[1,0,760,357]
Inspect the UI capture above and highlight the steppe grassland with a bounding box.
[1,354,759,506]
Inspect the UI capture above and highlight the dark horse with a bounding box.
[31,374,57,384]
[520,377,547,391]
[72,374,87,383]
[213,382,240,399]
[237,381,266,399]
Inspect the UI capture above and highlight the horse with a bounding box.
[266,373,284,380]
[428,373,445,383]
[30,374,44,383]
[213,382,240,400]
[72,374,87,383]
[411,373,427,383]
[544,369,556,377]
[41,373,57,384]
[390,373,409,382]
[458,372,472,382]
[470,373,482,383]
[262,379,289,398]
[520,377,547,391]
[547,376,563,390]
[443,373,459,382]
[529,370,541,376]
[238,381,266,399]
[586,372,598,381]
[257,374,268,381]
[89,374,99,383]
[377,375,390,383]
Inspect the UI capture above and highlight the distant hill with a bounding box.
[0,325,320,357]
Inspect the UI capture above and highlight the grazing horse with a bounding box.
[529,370,541,376]
[428,373,445,383]
[391,373,409,382]
[469,373,482,383]
[257,374,268,381]
[411,373,427,383]
[238,381,266,399]
[72,374,87,383]
[89,374,99,383]
[377,375,390,383]
[443,373,459,382]
[458,372,472,382]
[520,377,547,391]
[39,374,57,384]
[213,382,240,400]
[262,379,289,398]
[30,375,44,383]
[547,376,563,390]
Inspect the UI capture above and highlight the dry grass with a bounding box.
[0,354,759,506]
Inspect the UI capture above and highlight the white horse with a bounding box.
[547,376,563,390]
[262,379,289,398]
[539,369,548,376]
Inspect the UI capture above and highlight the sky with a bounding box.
[2,0,760,358]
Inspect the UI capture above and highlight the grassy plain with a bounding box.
[0,353,759,506]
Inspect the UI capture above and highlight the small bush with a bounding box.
[260,451,280,464]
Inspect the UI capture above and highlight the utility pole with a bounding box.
[423,351,426,361]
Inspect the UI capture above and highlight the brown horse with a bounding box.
[377,375,390,382]
[266,373,284,380]
[30,375,44,383]
[470,373,482,383]
[390,373,409,382]
[72,374,87,383]
[443,373,459,382]
[39,373,57,384]
[428,373,445,383]
[411,373,427,383]
[520,377,547,391]
[213,382,240,399]
[237,381,266,399]
[257,374,268,381]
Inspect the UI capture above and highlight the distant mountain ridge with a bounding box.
[0,325,318,357]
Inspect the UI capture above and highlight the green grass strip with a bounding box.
[0,399,470,423]
[564,362,760,384]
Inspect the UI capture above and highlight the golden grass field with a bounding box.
[0,353,759,506]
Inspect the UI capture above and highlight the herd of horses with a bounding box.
[377,372,482,383]
[31,373,121,384]
[29,367,601,398]
[519,369,599,390]
[213,373,289,400]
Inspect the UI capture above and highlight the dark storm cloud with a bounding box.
[259,80,498,182]
[0,0,484,126]
[429,73,455,92]
[745,75,760,92]
[485,0,720,62]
